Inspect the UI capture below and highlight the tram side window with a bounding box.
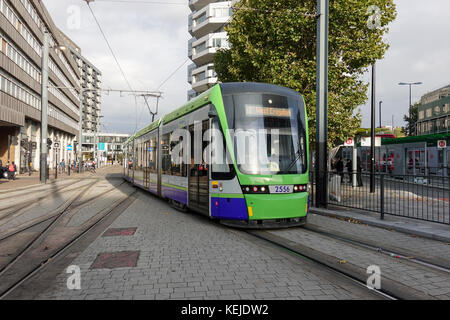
[211,117,235,180]
[149,136,157,174]
[161,133,171,175]
[170,130,188,177]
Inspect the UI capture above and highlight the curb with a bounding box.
[310,207,450,243]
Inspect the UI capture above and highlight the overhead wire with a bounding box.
[84,1,141,132]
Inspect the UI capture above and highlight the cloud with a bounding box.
[43,0,191,134]
[359,0,450,128]
[43,0,450,133]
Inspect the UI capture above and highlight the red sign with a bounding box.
[438,140,446,148]
[344,138,354,146]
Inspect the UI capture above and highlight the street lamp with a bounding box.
[399,82,422,135]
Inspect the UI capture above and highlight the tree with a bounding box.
[215,0,397,148]
[402,102,419,136]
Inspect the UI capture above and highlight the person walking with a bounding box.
[357,156,363,187]
[336,157,344,183]
[60,159,65,174]
[8,161,17,180]
[345,159,353,183]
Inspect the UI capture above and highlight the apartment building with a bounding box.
[187,0,236,100]
[417,84,450,135]
[82,132,129,164]
[0,0,81,172]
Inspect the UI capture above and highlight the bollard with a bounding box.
[380,174,384,220]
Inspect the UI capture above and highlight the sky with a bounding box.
[41,0,450,134]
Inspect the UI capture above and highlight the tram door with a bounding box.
[143,140,149,189]
[188,120,210,215]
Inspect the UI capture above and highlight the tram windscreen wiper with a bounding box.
[280,141,303,174]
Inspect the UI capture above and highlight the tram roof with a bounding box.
[126,82,303,143]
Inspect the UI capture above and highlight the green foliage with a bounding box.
[215,0,397,148]
[402,102,419,136]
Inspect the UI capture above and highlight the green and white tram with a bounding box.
[124,82,309,228]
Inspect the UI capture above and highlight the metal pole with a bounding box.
[352,146,357,187]
[78,89,84,173]
[55,146,58,179]
[314,0,329,208]
[40,32,50,183]
[380,174,385,220]
[379,101,382,128]
[370,63,376,193]
[409,84,412,135]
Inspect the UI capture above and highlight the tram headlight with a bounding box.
[242,185,269,194]
[293,184,308,193]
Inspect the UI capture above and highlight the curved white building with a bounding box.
[187,0,236,100]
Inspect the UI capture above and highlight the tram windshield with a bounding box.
[223,93,307,175]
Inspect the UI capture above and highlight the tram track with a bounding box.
[0,180,135,299]
[0,179,88,221]
[0,180,126,243]
[236,224,450,300]
[237,229,399,300]
[302,224,450,274]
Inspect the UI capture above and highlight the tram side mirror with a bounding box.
[208,109,218,117]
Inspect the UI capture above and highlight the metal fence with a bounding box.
[309,171,450,225]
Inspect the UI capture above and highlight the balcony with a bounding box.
[189,0,219,11]
[191,32,229,65]
[187,63,196,84]
[191,63,217,93]
[189,2,232,38]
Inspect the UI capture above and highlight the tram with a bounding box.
[123,82,309,228]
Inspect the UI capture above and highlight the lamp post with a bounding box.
[379,101,382,128]
[399,82,422,135]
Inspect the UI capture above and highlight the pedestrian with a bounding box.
[346,159,353,183]
[8,161,17,180]
[357,156,363,187]
[336,157,344,183]
[60,159,65,173]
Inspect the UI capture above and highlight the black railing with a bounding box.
[309,171,450,225]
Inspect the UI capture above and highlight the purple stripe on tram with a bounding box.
[162,185,188,205]
[211,197,248,220]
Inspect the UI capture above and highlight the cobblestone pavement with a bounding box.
[306,213,450,268]
[36,190,379,300]
[265,216,450,299]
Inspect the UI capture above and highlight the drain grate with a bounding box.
[90,251,140,269]
[102,227,137,237]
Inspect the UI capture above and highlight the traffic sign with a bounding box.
[437,140,446,149]
[344,138,354,147]
[67,144,73,151]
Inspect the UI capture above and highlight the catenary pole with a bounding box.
[40,32,50,183]
[370,63,376,193]
[315,0,329,208]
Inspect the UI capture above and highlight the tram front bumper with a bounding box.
[244,192,309,221]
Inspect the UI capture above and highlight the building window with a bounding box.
[435,106,441,115]
[418,110,424,120]
[426,108,432,117]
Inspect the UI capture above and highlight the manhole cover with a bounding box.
[91,251,140,269]
[102,227,137,237]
